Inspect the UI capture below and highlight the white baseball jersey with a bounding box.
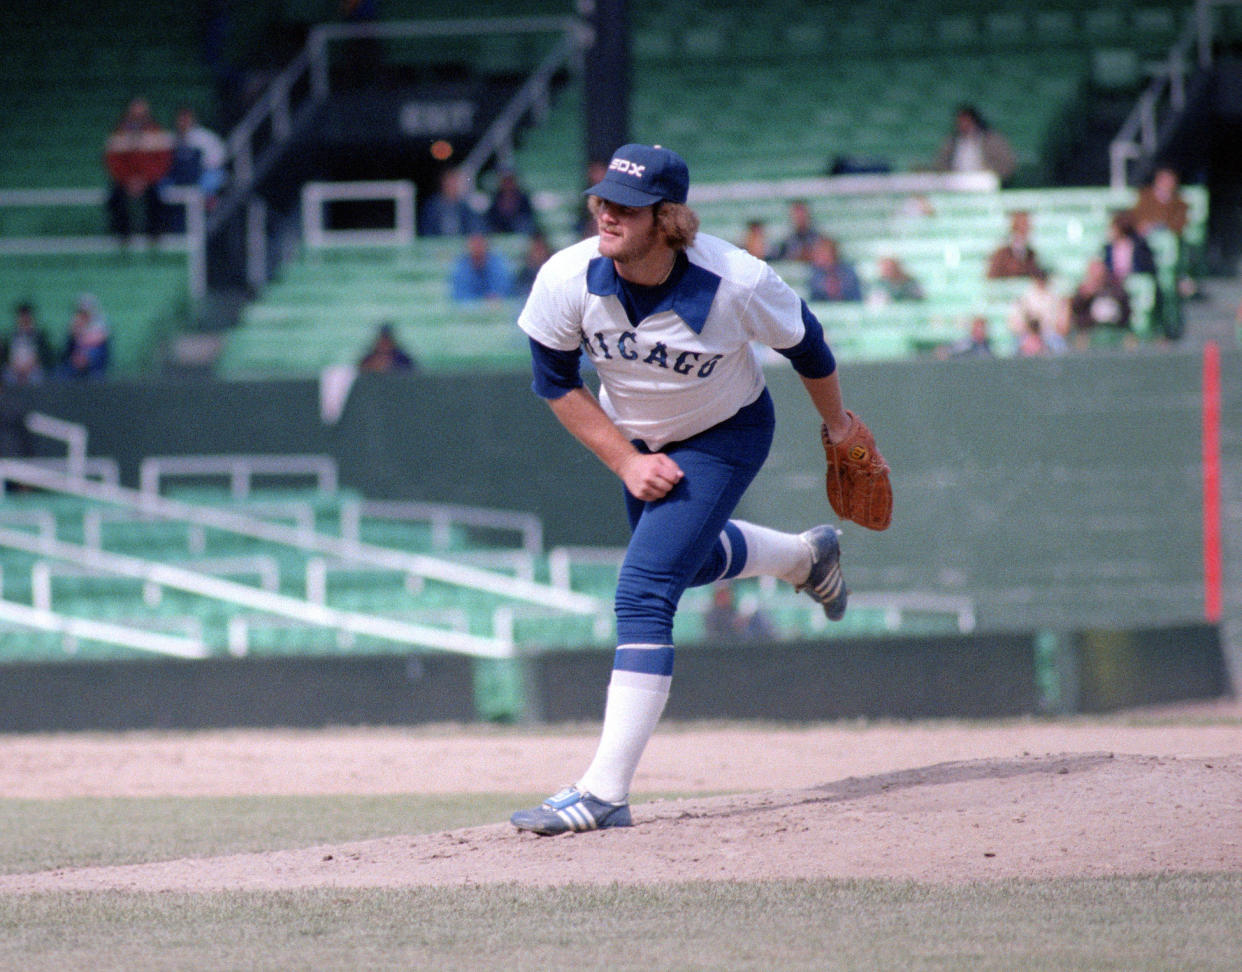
[518,232,807,450]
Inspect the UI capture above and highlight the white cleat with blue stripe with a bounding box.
[510,785,633,835]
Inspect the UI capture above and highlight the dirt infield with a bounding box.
[0,701,1239,892]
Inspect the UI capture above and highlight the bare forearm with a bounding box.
[547,387,639,477]
[546,387,683,501]
[799,372,851,441]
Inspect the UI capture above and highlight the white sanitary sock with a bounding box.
[576,668,671,804]
[729,519,811,584]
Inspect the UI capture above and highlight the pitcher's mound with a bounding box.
[2,752,1238,893]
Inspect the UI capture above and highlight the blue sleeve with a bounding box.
[528,337,584,399]
[774,301,836,378]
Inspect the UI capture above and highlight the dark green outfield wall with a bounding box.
[0,624,1224,730]
[8,347,1238,636]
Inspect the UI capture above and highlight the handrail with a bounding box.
[0,597,209,659]
[1108,0,1242,188]
[343,499,544,556]
[25,412,87,478]
[139,453,339,498]
[457,22,588,190]
[0,187,207,302]
[0,524,510,658]
[217,15,584,285]
[0,459,604,617]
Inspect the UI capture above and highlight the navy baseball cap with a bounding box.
[585,144,690,207]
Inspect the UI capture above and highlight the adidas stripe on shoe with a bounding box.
[510,785,633,836]
[795,525,848,621]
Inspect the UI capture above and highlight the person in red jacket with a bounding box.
[104,97,174,244]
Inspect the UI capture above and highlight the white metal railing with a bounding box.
[342,499,544,556]
[1109,0,1242,188]
[301,180,416,248]
[0,459,604,618]
[688,171,999,205]
[23,412,119,485]
[0,598,209,659]
[139,454,339,499]
[226,15,584,285]
[85,501,319,554]
[547,545,629,590]
[0,186,208,302]
[30,555,281,611]
[0,524,510,658]
[455,20,589,187]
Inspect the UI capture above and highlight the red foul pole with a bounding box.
[1202,340,1222,623]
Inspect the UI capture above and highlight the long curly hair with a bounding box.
[587,197,700,251]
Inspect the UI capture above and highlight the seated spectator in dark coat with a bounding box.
[358,323,417,373]
[807,237,863,302]
[1102,210,1158,282]
[485,170,538,236]
[772,199,821,262]
[419,167,483,237]
[2,301,56,385]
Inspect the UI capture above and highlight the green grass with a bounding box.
[0,876,1239,971]
[0,793,529,874]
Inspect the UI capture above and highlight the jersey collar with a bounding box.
[586,255,721,335]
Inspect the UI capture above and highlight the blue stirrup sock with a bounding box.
[728,519,813,584]
[577,665,671,804]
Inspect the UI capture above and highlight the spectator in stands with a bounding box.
[104,96,175,245]
[485,169,538,236]
[1132,165,1198,305]
[986,210,1042,279]
[937,315,994,359]
[773,199,821,262]
[1068,259,1133,349]
[1102,209,1166,337]
[1016,313,1068,356]
[419,167,482,237]
[807,237,863,302]
[1103,210,1158,283]
[933,104,1017,184]
[868,255,924,305]
[2,302,55,386]
[163,106,228,216]
[1007,268,1068,350]
[1131,166,1189,238]
[703,583,774,642]
[58,294,111,379]
[358,322,417,373]
[739,219,773,260]
[515,232,553,297]
[450,232,515,302]
[576,159,609,238]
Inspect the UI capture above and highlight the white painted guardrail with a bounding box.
[0,459,605,618]
[0,524,511,659]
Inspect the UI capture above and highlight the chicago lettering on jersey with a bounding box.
[582,330,722,378]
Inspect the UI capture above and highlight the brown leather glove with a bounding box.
[821,411,892,531]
